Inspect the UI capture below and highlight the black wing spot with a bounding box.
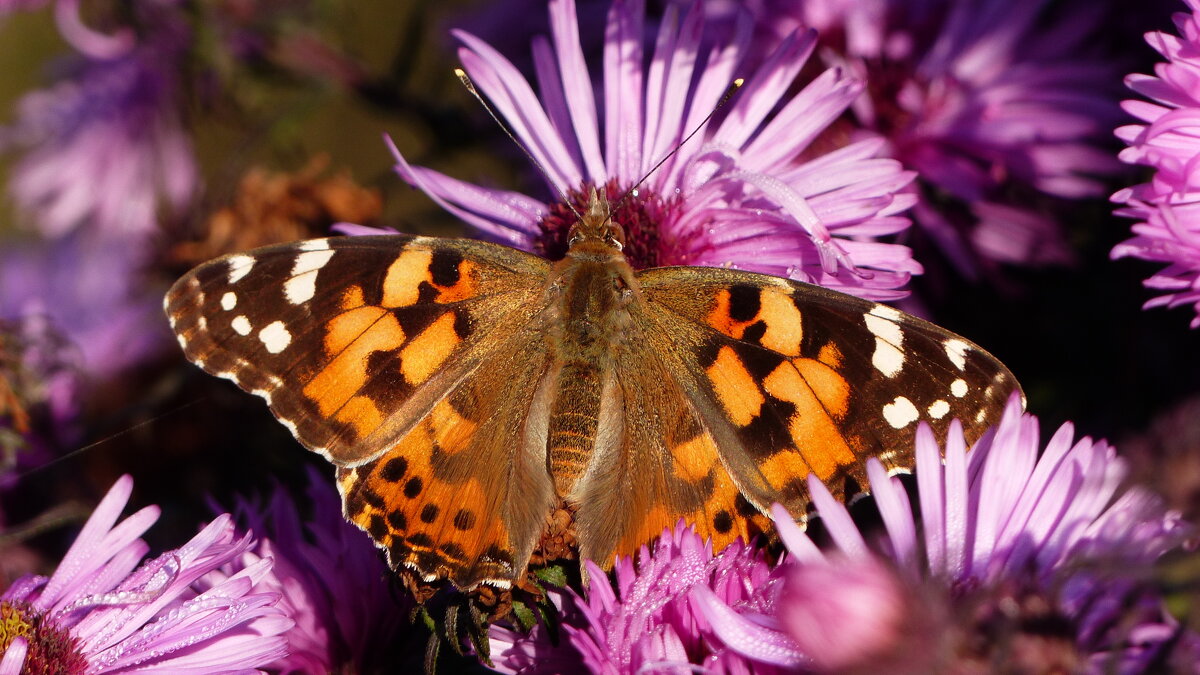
[368,514,389,541]
[403,477,423,498]
[429,248,464,287]
[734,493,759,518]
[379,457,408,482]
[728,284,761,322]
[387,510,408,531]
[713,510,734,534]
[420,503,440,523]
[453,509,477,531]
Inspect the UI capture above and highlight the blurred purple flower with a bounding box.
[0,0,133,58]
[774,556,920,672]
[783,0,1124,275]
[0,475,292,673]
[697,396,1189,671]
[1112,0,1200,328]
[392,0,919,300]
[0,311,83,481]
[219,469,413,673]
[0,234,171,380]
[0,0,47,14]
[2,29,196,243]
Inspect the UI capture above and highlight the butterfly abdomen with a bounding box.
[547,361,603,496]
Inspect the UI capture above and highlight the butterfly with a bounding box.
[164,188,1021,590]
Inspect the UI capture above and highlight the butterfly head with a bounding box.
[566,186,626,255]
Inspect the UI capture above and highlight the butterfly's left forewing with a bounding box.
[636,266,1021,515]
[165,235,549,463]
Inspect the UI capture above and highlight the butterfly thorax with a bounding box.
[544,190,640,498]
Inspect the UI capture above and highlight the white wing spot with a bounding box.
[221,292,237,311]
[865,307,905,378]
[175,334,187,349]
[293,249,335,274]
[928,399,950,419]
[285,273,318,305]
[864,310,903,343]
[197,316,207,331]
[300,239,332,252]
[259,321,291,354]
[950,379,968,398]
[872,338,904,377]
[251,389,273,404]
[882,396,919,429]
[868,303,903,322]
[231,315,252,336]
[285,249,336,305]
[975,408,988,424]
[213,370,239,385]
[227,255,255,283]
[944,339,970,370]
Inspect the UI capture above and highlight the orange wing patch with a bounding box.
[705,285,802,356]
[303,308,405,433]
[337,408,516,587]
[706,346,764,426]
[382,247,479,308]
[617,430,766,556]
[400,313,461,386]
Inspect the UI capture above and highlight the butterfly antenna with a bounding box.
[608,78,744,217]
[455,69,584,222]
[7,399,203,482]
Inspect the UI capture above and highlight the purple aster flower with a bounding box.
[2,24,196,243]
[1112,0,1200,328]
[779,0,1124,275]
[0,475,292,673]
[489,523,796,673]
[693,395,1190,671]
[218,468,413,673]
[391,0,919,300]
[775,556,919,672]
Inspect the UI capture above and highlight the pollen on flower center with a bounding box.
[0,601,32,649]
[534,180,680,269]
[0,601,88,675]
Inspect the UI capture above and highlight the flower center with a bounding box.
[0,601,88,675]
[535,180,680,269]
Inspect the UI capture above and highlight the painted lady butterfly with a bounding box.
[165,188,1020,589]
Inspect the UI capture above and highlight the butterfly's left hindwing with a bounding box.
[636,265,1021,515]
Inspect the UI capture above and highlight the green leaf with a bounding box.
[534,564,568,588]
[511,600,537,632]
